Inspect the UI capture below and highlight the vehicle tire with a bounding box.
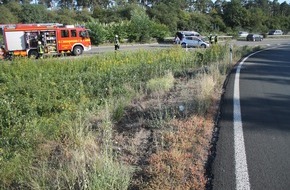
[28,50,38,59]
[200,44,206,48]
[181,43,187,48]
[73,46,83,56]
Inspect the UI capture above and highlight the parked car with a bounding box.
[268,30,283,35]
[180,36,210,48]
[238,31,249,38]
[246,34,263,41]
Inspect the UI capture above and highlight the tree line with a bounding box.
[1,0,290,45]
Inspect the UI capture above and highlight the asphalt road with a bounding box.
[211,44,290,189]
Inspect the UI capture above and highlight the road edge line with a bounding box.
[234,45,283,189]
[233,50,263,190]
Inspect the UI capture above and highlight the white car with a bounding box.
[268,30,283,35]
[238,31,249,38]
[180,36,210,48]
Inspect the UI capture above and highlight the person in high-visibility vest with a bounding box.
[214,35,218,44]
[37,41,44,59]
[114,35,120,51]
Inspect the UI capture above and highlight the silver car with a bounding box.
[180,36,210,48]
[238,31,249,38]
[268,30,283,35]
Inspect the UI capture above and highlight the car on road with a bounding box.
[268,30,283,35]
[238,31,249,38]
[246,34,263,41]
[180,36,210,48]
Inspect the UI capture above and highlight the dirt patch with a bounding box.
[112,74,219,189]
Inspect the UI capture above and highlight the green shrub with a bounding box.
[150,22,170,41]
[86,21,108,45]
[127,8,153,43]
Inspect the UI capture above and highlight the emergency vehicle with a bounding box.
[1,23,91,59]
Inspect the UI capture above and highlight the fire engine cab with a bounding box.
[1,23,91,58]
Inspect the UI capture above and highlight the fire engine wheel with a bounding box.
[28,50,38,59]
[73,46,83,56]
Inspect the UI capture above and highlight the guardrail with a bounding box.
[266,35,290,38]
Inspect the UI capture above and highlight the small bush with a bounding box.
[146,71,175,97]
[86,21,107,45]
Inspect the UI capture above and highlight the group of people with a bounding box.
[209,34,218,44]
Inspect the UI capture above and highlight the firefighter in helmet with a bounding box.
[37,41,44,59]
[114,35,120,51]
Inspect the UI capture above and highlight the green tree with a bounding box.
[150,22,170,40]
[18,4,48,23]
[213,0,226,15]
[75,10,94,23]
[147,2,178,33]
[280,2,290,16]
[222,0,248,29]
[54,8,77,24]
[5,1,22,19]
[37,0,54,8]
[195,0,214,13]
[210,8,227,32]
[57,0,75,9]
[128,8,152,42]
[0,5,19,23]
[248,7,267,32]
[86,21,107,45]
[271,0,280,16]
[188,12,212,33]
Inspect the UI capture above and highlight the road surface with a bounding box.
[211,44,290,189]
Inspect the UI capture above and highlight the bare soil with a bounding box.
[112,74,220,190]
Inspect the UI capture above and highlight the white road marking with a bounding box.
[233,46,285,190]
[233,49,263,190]
[234,55,251,190]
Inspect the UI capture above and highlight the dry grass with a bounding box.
[146,71,175,97]
[144,115,214,190]
[112,65,224,189]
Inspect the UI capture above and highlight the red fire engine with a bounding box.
[1,23,91,59]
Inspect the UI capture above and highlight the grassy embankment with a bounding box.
[0,44,260,189]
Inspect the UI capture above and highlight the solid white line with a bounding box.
[233,46,283,189]
[233,51,260,190]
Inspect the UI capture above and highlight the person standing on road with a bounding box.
[209,34,213,44]
[174,35,180,44]
[114,35,120,51]
[214,35,218,44]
